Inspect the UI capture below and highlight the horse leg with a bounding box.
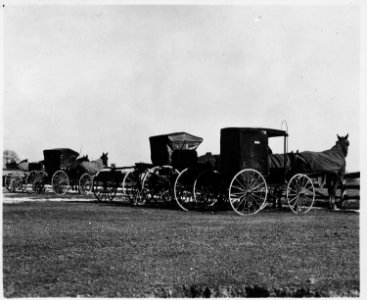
[327,174,338,210]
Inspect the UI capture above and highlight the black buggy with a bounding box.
[174,127,316,215]
[25,148,92,195]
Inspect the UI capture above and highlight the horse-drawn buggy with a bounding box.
[4,159,46,193]
[173,127,350,215]
[92,132,203,204]
[24,148,108,195]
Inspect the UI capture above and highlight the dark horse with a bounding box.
[293,134,349,209]
[67,155,89,190]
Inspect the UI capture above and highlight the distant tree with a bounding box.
[3,149,20,165]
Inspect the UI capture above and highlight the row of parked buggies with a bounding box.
[4,127,317,216]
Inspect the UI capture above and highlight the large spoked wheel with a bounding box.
[78,173,93,194]
[193,169,225,208]
[92,174,118,202]
[287,174,315,214]
[174,168,197,211]
[229,168,268,216]
[122,170,142,205]
[52,170,70,195]
[141,166,179,204]
[27,170,47,193]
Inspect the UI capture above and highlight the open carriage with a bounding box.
[174,127,316,215]
[92,132,203,203]
[4,160,45,193]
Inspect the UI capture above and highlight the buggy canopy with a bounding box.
[149,132,203,165]
[220,127,287,177]
[43,148,79,174]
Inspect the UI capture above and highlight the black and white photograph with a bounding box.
[2,0,364,297]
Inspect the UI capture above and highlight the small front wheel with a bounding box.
[27,171,47,193]
[79,173,93,194]
[174,168,197,211]
[287,174,315,214]
[141,166,179,204]
[229,169,268,216]
[92,176,118,202]
[52,170,70,195]
[122,170,142,205]
[4,173,15,192]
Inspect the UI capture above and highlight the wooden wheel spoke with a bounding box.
[231,184,245,192]
[289,195,298,204]
[234,178,247,191]
[247,180,262,191]
[251,192,266,202]
[235,194,249,210]
[230,190,247,196]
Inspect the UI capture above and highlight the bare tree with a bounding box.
[3,149,20,165]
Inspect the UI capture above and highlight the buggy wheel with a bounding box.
[26,170,38,193]
[229,168,268,216]
[174,168,196,211]
[78,173,93,194]
[52,170,70,195]
[27,171,47,193]
[4,173,14,192]
[122,170,142,205]
[193,169,225,208]
[11,173,27,192]
[287,174,315,214]
[92,175,118,202]
[141,166,179,204]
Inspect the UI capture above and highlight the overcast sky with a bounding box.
[3,4,361,171]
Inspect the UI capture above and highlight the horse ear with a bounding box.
[337,134,341,140]
[345,134,349,139]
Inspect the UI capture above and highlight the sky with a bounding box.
[2,3,361,172]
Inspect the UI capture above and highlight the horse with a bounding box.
[66,155,90,190]
[76,152,108,177]
[293,134,349,210]
[68,155,89,170]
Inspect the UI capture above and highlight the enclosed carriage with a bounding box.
[174,127,316,215]
[25,148,94,195]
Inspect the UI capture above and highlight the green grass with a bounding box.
[3,202,359,297]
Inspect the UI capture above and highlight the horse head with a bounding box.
[81,155,89,162]
[337,134,349,157]
[101,152,109,167]
[77,155,89,162]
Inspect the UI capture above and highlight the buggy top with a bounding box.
[43,148,79,175]
[220,127,287,178]
[149,132,203,165]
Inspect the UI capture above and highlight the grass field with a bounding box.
[3,200,359,297]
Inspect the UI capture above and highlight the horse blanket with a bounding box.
[268,147,345,175]
[79,159,104,175]
[296,150,345,174]
[268,153,292,169]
